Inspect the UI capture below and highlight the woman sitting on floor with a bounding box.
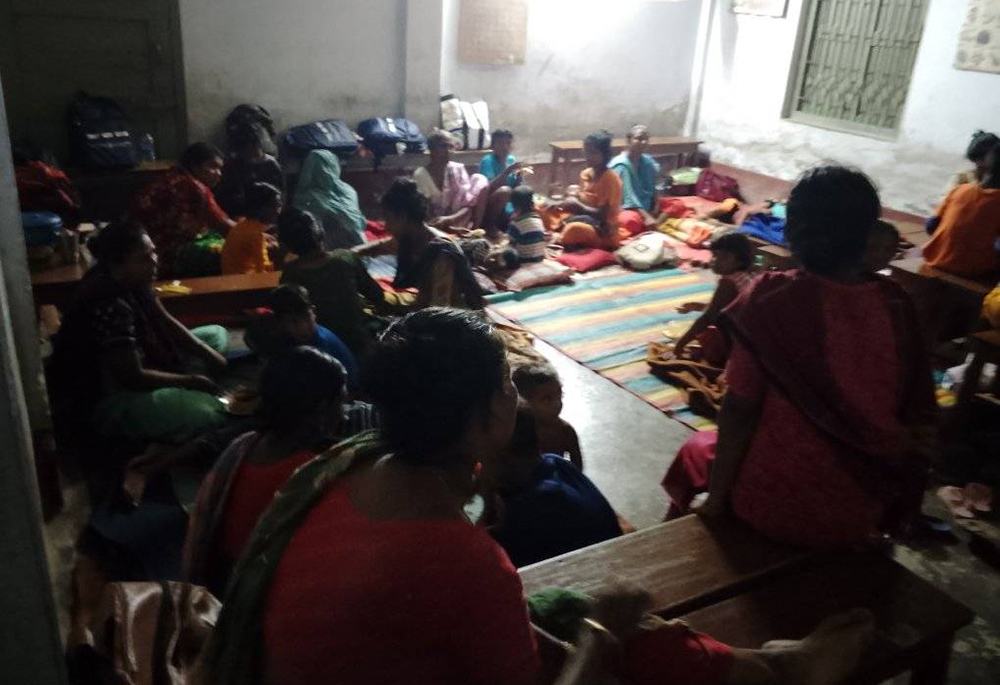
[291,149,366,249]
[183,346,376,596]
[128,142,235,279]
[203,307,875,685]
[50,222,229,447]
[356,178,484,309]
[541,130,623,250]
[278,207,402,355]
[923,141,1000,280]
[611,124,663,234]
[215,126,286,219]
[680,166,937,548]
[413,131,491,232]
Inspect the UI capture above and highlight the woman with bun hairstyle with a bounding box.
[50,222,230,446]
[356,177,484,309]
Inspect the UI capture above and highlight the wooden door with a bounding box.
[0,0,186,164]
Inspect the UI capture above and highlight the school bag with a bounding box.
[615,232,679,271]
[356,117,426,158]
[439,95,491,150]
[440,94,466,142]
[225,104,276,150]
[695,169,741,202]
[281,119,359,159]
[67,92,139,170]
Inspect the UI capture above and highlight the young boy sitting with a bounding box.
[512,362,582,470]
[220,182,282,275]
[215,126,285,219]
[507,185,547,264]
[482,401,621,567]
[672,232,756,363]
[247,284,358,385]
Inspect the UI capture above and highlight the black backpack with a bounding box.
[357,117,426,158]
[282,119,359,159]
[67,92,139,170]
[225,103,276,150]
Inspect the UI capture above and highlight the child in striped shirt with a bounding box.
[507,185,547,263]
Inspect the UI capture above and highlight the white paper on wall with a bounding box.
[731,0,789,17]
[955,0,1000,74]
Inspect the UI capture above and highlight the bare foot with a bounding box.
[763,608,875,685]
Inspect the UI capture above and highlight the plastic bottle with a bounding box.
[139,133,156,162]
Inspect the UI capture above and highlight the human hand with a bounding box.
[122,468,147,507]
[183,374,223,396]
[503,161,522,176]
[676,302,704,314]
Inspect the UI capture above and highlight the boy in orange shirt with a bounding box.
[924,143,1000,280]
[221,182,282,274]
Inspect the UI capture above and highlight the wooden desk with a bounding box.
[156,271,280,317]
[548,136,701,188]
[889,258,994,297]
[519,515,813,619]
[31,263,88,310]
[683,553,974,685]
[70,160,174,222]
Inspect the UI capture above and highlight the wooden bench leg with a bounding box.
[909,633,955,685]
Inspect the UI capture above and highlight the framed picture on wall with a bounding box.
[458,0,528,66]
[731,0,789,17]
[955,0,1000,74]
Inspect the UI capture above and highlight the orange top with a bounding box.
[579,167,623,231]
[923,184,1000,279]
[220,218,273,275]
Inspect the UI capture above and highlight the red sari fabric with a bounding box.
[15,161,82,226]
[129,168,231,277]
[662,431,718,520]
[721,271,935,547]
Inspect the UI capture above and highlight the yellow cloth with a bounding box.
[220,218,273,275]
[984,286,1000,329]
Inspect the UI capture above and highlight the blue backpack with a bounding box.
[357,117,426,159]
[282,119,359,158]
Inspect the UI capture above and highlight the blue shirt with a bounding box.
[492,454,622,567]
[479,153,520,187]
[311,325,358,382]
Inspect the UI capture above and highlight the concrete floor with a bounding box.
[539,337,1000,684]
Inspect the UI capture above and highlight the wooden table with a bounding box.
[548,136,701,188]
[889,258,995,343]
[30,263,88,310]
[69,160,174,222]
[683,552,974,685]
[519,515,813,619]
[155,271,280,317]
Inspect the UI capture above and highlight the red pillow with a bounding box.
[556,248,618,273]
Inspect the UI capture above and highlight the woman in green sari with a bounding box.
[291,149,366,249]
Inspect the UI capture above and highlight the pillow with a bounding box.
[556,248,618,273]
[502,259,573,292]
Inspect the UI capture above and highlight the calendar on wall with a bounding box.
[731,0,789,17]
[955,0,1000,74]
[458,0,528,65]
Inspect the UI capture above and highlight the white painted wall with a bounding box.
[695,0,1000,215]
[440,0,703,161]
[178,0,408,143]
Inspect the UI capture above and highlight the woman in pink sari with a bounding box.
[668,166,937,548]
[412,132,490,232]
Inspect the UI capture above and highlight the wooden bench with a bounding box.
[155,271,281,318]
[519,515,814,619]
[31,262,88,310]
[683,552,974,685]
[548,136,701,188]
[889,258,994,344]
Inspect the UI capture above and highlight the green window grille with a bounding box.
[788,0,929,135]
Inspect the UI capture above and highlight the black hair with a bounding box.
[381,177,429,224]
[627,124,649,140]
[277,207,324,255]
[511,185,535,212]
[710,232,754,270]
[427,131,456,150]
[499,247,520,271]
[180,142,223,172]
[872,219,900,240]
[507,400,540,458]
[230,125,266,153]
[257,346,346,432]
[584,130,614,164]
[512,362,560,395]
[785,165,880,276]
[966,130,1000,163]
[986,142,1000,182]
[87,221,149,266]
[362,308,507,463]
[492,129,514,143]
[268,283,313,319]
[245,182,282,216]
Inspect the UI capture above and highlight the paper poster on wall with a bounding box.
[955,0,1000,74]
[731,0,789,17]
[458,0,528,66]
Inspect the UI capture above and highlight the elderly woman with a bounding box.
[291,149,367,249]
[128,142,235,278]
[413,131,492,232]
[203,308,875,685]
[49,222,229,446]
[690,166,937,548]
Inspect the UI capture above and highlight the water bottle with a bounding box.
[139,133,156,162]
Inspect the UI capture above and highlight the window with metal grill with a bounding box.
[787,0,929,136]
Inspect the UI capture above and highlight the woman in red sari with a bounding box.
[128,142,235,278]
[687,166,937,548]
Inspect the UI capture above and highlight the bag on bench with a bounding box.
[68,92,139,170]
[282,119,359,159]
[439,95,491,150]
[357,117,426,157]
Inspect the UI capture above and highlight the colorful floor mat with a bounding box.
[487,268,719,430]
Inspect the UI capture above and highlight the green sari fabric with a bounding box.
[292,150,366,249]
